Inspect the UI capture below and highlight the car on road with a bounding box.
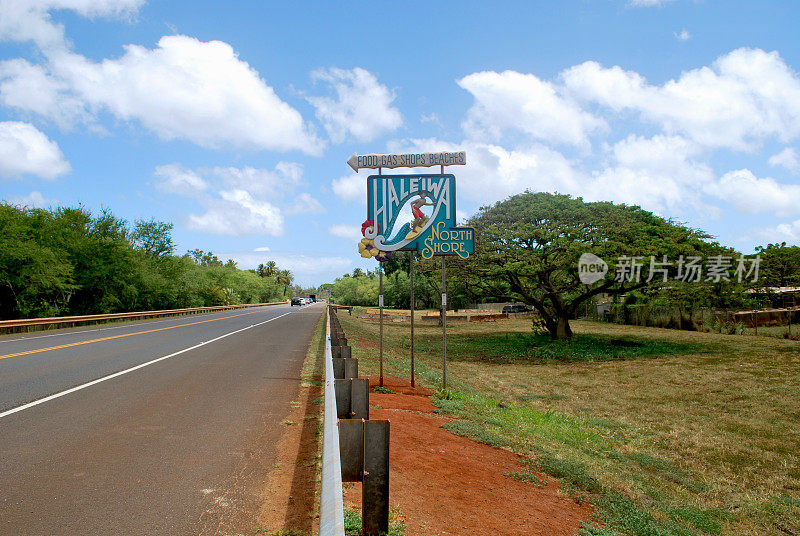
[291,297,303,306]
[502,304,531,314]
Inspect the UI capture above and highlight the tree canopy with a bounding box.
[0,204,295,320]
[458,192,727,339]
[755,242,800,287]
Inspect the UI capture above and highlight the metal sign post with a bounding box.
[441,256,447,390]
[378,164,384,389]
[379,262,384,387]
[410,253,415,388]
[439,164,447,390]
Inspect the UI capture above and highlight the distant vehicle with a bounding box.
[502,304,531,314]
[291,297,303,306]
[309,294,317,302]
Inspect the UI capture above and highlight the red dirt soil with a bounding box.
[343,374,593,536]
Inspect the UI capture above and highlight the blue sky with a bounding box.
[1,0,800,285]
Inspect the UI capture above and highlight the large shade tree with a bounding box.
[755,242,800,287]
[460,192,726,339]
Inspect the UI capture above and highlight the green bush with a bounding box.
[0,204,290,319]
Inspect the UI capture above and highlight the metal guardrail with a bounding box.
[328,304,353,315]
[320,306,346,536]
[0,302,286,333]
[322,307,390,536]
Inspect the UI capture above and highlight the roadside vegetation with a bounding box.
[337,312,800,536]
[0,203,298,319]
[343,506,406,536]
[329,193,799,341]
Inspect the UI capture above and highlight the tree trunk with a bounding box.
[553,315,573,339]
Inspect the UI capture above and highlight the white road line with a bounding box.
[0,311,293,420]
[0,305,287,345]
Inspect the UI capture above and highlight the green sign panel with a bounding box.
[360,174,474,259]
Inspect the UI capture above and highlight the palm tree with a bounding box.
[277,269,294,296]
[256,260,278,278]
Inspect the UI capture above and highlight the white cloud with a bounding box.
[769,147,800,174]
[0,4,322,154]
[610,134,701,170]
[328,223,362,242]
[0,0,144,51]
[154,163,208,197]
[704,169,800,217]
[674,29,691,41]
[46,36,322,153]
[562,48,800,151]
[388,137,582,204]
[589,167,692,215]
[0,121,70,180]
[307,67,402,144]
[420,112,441,126]
[628,0,676,6]
[156,162,302,196]
[0,58,88,127]
[188,189,284,236]
[154,162,318,237]
[755,219,800,245]
[207,162,302,198]
[253,246,270,252]
[331,173,365,204]
[285,192,325,215]
[390,134,720,217]
[458,70,607,148]
[7,190,58,207]
[589,134,715,213]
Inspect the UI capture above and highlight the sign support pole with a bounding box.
[410,253,415,388]
[441,255,447,390]
[379,262,384,387]
[440,164,447,391]
[378,165,384,388]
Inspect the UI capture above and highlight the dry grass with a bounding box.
[337,311,800,536]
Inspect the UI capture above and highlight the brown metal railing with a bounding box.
[0,301,287,334]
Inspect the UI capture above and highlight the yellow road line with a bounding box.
[0,309,271,361]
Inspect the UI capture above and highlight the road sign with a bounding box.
[361,174,474,259]
[347,151,466,172]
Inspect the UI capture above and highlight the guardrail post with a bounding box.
[338,419,364,482]
[331,358,358,379]
[332,358,345,379]
[335,378,369,419]
[362,420,390,536]
[331,345,351,359]
[350,378,369,419]
[334,379,351,419]
[344,358,358,379]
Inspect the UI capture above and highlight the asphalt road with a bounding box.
[0,303,323,535]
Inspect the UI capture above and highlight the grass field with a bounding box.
[741,324,798,339]
[336,309,800,536]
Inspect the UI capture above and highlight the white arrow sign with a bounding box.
[347,151,466,172]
